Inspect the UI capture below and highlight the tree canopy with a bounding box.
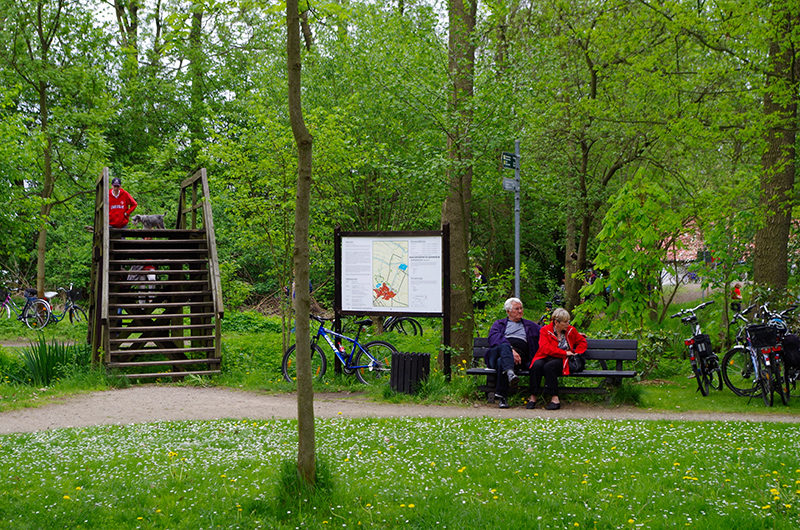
[1,0,798,339]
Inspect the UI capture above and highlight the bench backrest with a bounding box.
[472,337,638,365]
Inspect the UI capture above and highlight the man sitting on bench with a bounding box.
[486,297,541,409]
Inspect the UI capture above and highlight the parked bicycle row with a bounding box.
[671,299,800,406]
[0,285,87,330]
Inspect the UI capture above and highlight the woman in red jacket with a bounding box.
[526,308,587,410]
[109,177,137,229]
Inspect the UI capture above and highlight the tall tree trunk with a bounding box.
[114,0,140,79]
[188,4,205,165]
[287,0,315,486]
[442,0,477,363]
[753,5,799,289]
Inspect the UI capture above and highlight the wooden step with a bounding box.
[112,238,209,246]
[112,228,205,238]
[112,323,215,332]
[111,301,214,310]
[113,269,209,276]
[118,370,221,380]
[106,358,219,368]
[110,334,216,345]
[109,279,210,287]
[110,346,217,356]
[109,259,208,267]
[109,289,211,299]
[110,249,208,257]
[110,312,216,322]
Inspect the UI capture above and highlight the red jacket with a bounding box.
[530,323,587,373]
[109,188,137,228]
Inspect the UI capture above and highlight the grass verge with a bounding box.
[1,417,798,529]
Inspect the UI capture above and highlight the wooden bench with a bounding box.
[465,337,638,401]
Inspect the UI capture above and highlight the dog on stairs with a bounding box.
[131,213,166,230]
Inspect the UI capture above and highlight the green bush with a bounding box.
[16,336,91,386]
[0,346,23,384]
[221,310,281,333]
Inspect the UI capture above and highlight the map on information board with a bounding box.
[340,234,442,314]
[372,241,409,307]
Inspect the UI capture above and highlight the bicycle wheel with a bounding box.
[69,305,88,324]
[389,317,423,336]
[693,357,710,397]
[354,340,397,385]
[22,299,50,330]
[772,353,789,405]
[756,352,773,407]
[704,355,723,391]
[282,343,327,383]
[722,347,758,397]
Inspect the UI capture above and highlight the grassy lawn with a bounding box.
[1,416,799,529]
[3,314,800,528]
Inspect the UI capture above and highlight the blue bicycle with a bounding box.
[0,288,51,329]
[282,315,398,385]
[44,285,88,324]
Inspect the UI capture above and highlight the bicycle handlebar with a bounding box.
[669,300,715,319]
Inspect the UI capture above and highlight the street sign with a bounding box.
[501,151,518,170]
[502,177,518,191]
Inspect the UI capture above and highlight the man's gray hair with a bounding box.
[504,297,522,312]
[552,307,571,322]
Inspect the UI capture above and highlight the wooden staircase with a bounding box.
[88,168,224,379]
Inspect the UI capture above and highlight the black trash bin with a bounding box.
[390,352,430,394]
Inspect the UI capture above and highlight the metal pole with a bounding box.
[514,139,521,299]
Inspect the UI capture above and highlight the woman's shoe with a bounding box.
[545,401,561,410]
[525,400,537,409]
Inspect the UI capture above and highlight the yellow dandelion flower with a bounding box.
[458,467,466,473]
[408,504,415,508]
[628,519,634,524]
[75,486,82,490]
[63,495,70,500]
[762,505,771,510]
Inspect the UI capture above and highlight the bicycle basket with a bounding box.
[747,324,779,350]
[692,333,712,358]
[67,288,85,302]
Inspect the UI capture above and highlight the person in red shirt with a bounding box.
[527,307,587,410]
[109,177,137,228]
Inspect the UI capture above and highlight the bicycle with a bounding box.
[743,322,783,406]
[721,300,793,406]
[537,291,564,326]
[0,288,51,330]
[721,303,759,397]
[282,315,399,385]
[670,300,722,396]
[44,285,88,324]
[384,315,423,336]
[759,302,796,405]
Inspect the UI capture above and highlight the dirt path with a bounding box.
[2,385,799,435]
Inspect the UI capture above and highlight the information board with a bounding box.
[339,234,443,314]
